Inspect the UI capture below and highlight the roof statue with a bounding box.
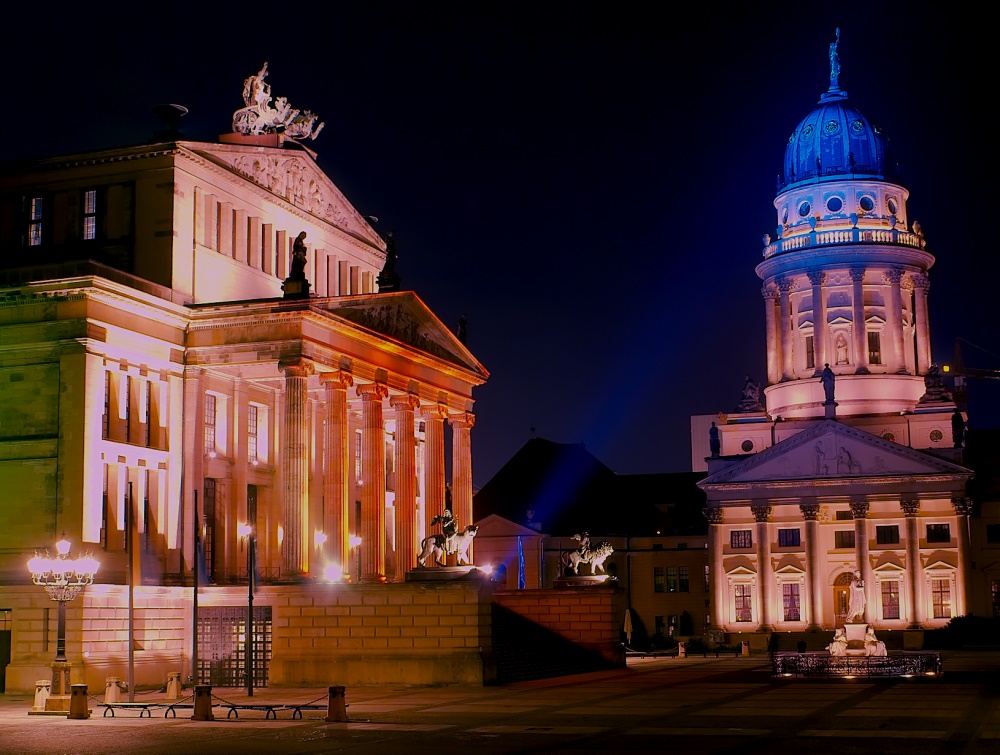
[735,376,763,412]
[232,62,325,141]
[829,28,841,91]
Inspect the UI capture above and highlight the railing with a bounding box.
[772,651,942,678]
[763,227,926,259]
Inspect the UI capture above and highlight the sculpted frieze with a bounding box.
[338,304,457,364]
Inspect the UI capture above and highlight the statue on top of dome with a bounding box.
[829,28,841,90]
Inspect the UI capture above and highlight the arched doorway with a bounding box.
[832,572,853,628]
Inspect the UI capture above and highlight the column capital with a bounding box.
[278,358,315,378]
[704,506,724,525]
[849,267,866,282]
[799,503,820,521]
[900,275,915,292]
[320,369,353,389]
[849,499,870,519]
[911,273,930,290]
[390,394,421,411]
[422,402,449,421]
[357,382,388,402]
[807,270,826,286]
[952,497,974,516]
[900,498,920,517]
[761,284,780,301]
[882,268,904,285]
[777,277,796,293]
[449,411,476,429]
[751,504,772,523]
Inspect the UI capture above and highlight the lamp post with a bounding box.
[27,535,99,710]
[237,522,255,697]
[349,535,362,583]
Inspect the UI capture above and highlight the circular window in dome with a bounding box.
[798,201,811,218]
[801,124,814,138]
[741,440,754,452]
[851,119,865,133]
[824,120,840,134]
[930,429,944,443]
[882,432,896,442]
[827,196,843,213]
[859,195,875,212]
[887,198,898,215]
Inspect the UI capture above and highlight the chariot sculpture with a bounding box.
[232,63,324,141]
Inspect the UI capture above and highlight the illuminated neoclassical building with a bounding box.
[0,73,489,691]
[697,37,972,638]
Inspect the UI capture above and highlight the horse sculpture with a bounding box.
[417,524,479,567]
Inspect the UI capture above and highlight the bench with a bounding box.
[163,702,194,718]
[289,703,329,720]
[101,702,162,718]
[223,703,284,720]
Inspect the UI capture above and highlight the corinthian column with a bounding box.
[752,503,773,631]
[778,278,794,381]
[357,382,388,582]
[279,358,314,578]
[807,271,827,374]
[762,285,781,385]
[850,268,869,374]
[952,497,974,618]
[321,370,352,576]
[912,274,932,374]
[391,395,420,579]
[706,507,726,629]
[901,498,922,628]
[422,403,448,526]
[800,502,822,629]
[450,412,476,554]
[850,498,871,622]
[884,269,906,373]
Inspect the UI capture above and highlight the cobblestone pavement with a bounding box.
[1,651,998,754]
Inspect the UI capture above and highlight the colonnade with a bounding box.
[762,267,932,384]
[707,496,972,631]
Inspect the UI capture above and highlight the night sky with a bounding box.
[4,4,994,487]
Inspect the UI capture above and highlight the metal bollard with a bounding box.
[191,684,214,721]
[32,679,51,711]
[165,670,182,700]
[325,685,348,722]
[68,684,90,720]
[105,676,122,704]
[677,641,686,658]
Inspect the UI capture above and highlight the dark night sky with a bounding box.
[3,4,995,487]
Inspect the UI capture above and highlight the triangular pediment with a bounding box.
[474,513,549,538]
[700,420,971,487]
[190,143,383,246]
[317,291,488,378]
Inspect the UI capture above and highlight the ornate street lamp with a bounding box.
[237,522,256,697]
[27,535,99,709]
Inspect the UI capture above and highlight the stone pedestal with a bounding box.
[281,277,310,299]
[844,622,867,656]
[405,566,484,582]
[553,575,612,588]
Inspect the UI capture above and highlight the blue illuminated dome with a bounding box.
[780,86,891,191]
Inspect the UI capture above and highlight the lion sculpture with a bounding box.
[417,524,479,567]
[562,539,614,576]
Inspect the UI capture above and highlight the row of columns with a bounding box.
[280,361,475,582]
[762,268,931,385]
[707,497,972,630]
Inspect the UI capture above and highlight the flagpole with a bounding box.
[192,490,199,687]
[127,481,135,702]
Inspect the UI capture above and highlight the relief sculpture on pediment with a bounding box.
[338,305,457,365]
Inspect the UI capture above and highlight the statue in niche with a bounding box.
[826,627,847,656]
[846,570,866,622]
[709,422,721,457]
[918,364,953,403]
[736,376,763,412]
[820,364,836,403]
[835,333,849,365]
[952,409,966,448]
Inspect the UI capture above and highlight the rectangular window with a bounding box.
[704,564,710,593]
[735,584,753,622]
[731,530,752,549]
[143,469,151,553]
[778,528,801,547]
[931,578,951,619]
[992,580,1000,618]
[782,583,801,621]
[868,331,882,365]
[881,580,900,620]
[82,189,98,240]
[987,524,1000,544]
[124,375,132,444]
[679,566,690,592]
[355,429,362,482]
[653,566,664,593]
[926,524,951,543]
[667,615,678,637]
[654,616,665,635]
[103,371,111,440]
[805,334,815,370]
[836,510,853,520]
[101,464,109,550]
[666,566,678,592]
[204,394,217,455]
[248,405,259,463]
[835,530,856,549]
[144,381,152,447]
[876,525,900,545]
[28,196,43,246]
[203,478,216,579]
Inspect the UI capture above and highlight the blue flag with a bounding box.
[517,536,525,590]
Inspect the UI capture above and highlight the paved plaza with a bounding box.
[1,651,998,754]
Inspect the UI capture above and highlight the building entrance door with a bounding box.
[833,573,853,628]
[196,606,272,688]
[0,608,11,694]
